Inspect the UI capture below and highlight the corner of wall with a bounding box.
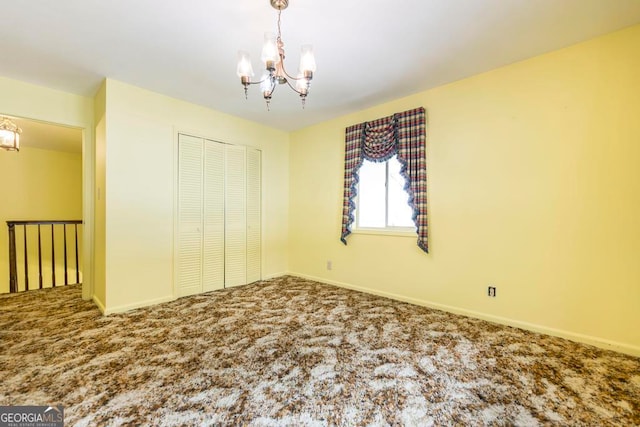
[92,294,106,315]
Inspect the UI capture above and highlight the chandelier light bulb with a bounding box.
[236,51,254,79]
[260,76,275,110]
[260,76,273,96]
[295,74,308,95]
[299,45,316,74]
[261,32,280,71]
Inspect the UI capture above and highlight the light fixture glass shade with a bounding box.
[296,74,308,94]
[0,117,21,151]
[260,75,273,96]
[261,32,280,66]
[299,44,316,73]
[236,51,254,78]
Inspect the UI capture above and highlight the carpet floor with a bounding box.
[0,276,638,426]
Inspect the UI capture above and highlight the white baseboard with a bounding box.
[288,272,640,358]
[102,295,175,315]
[262,272,288,280]
[91,273,289,315]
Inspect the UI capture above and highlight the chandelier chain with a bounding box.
[277,9,283,44]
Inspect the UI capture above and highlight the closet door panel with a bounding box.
[177,135,203,297]
[203,141,225,292]
[224,145,247,287]
[246,148,261,284]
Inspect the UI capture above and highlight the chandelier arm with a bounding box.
[247,80,265,86]
[242,75,271,87]
[279,59,305,81]
[284,78,306,96]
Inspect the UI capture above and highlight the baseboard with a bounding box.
[263,272,288,280]
[93,274,289,315]
[102,295,175,315]
[92,295,106,314]
[288,272,640,358]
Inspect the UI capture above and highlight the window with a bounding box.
[340,107,427,252]
[355,155,415,231]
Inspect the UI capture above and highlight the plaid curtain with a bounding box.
[340,107,428,253]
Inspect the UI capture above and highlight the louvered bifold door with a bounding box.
[203,141,225,292]
[246,148,261,284]
[177,135,204,297]
[224,145,247,287]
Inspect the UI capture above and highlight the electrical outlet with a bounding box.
[488,286,497,297]
[327,260,332,271]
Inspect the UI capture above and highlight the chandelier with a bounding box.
[236,0,316,109]
[0,117,21,151]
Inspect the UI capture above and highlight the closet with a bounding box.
[176,134,261,297]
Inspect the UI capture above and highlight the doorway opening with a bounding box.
[0,116,87,296]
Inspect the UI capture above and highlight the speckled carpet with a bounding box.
[1,276,638,426]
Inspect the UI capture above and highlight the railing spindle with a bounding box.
[23,225,29,291]
[63,224,68,286]
[38,224,43,289]
[8,222,17,293]
[6,220,83,293]
[74,223,80,284]
[51,224,56,287]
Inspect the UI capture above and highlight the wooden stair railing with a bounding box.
[7,220,83,293]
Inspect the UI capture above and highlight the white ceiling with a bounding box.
[10,117,82,153]
[1,0,639,132]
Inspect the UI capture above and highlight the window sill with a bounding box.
[351,228,416,237]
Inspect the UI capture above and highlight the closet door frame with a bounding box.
[173,131,263,299]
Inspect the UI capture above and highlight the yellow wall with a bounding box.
[0,147,83,293]
[100,79,290,313]
[0,76,94,300]
[289,25,640,355]
[93,81,107,309]
[0,25,637,355]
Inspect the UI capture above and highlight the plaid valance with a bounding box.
[340,106,428,253]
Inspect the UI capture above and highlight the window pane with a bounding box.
[388,156,415,228]
[357,160,386,228]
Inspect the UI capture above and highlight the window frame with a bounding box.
[353,156,416,236]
